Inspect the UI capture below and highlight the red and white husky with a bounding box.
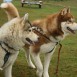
[24,8,77,77]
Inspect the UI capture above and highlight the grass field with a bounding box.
[0,0,77,77]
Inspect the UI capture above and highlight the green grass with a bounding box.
[0,0,77,77]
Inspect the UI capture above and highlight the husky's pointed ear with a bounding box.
[23,13,29,23]
[67,8,70,13]
[20,13,29,29]
[20,13,29,24]
[60,7,67,15]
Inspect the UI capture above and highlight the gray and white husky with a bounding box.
[0,3,39,77]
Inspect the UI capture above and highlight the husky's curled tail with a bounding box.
[0,3,19,20]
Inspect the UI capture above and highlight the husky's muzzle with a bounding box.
[26,38,34,44]
[67,27,75,34]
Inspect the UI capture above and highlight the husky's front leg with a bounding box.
[3,51,19,77]
[43,50,55,77]
[4,64,12,77]
[31,52,43,77]
[25,49,36,68]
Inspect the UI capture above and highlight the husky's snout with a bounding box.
[26,36,39,45]
[26,38,33,44]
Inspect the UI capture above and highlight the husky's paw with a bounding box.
[28,63,36,69]
[36,70,43,77]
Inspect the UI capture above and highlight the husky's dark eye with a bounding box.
[28,29,31,32]
[68,18,75,23]
[68,20,72,22]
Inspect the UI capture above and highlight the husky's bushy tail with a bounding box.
[0,3,19,21]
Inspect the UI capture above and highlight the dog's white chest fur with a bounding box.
[40,42,56,53]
